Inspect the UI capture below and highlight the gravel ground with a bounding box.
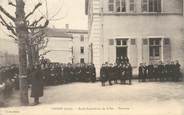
[1,81,184,115]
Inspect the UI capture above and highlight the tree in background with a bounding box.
[0,0,49,105]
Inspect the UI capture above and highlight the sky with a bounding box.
[0,0,88,54]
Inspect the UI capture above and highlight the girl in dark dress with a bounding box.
[30,65,44,105]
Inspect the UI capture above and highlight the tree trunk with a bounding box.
[15,0,29,105]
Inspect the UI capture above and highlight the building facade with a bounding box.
[0,51,19,66]
[44,27,89,64]
[0,35,19,66]
[44,28,73,63]
[71,30,89,64]
[86,0,184,76]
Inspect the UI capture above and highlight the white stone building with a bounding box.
[71,29,89,64]
[86,0,184,76]
[44,28,73,63]
[44,27,89,64]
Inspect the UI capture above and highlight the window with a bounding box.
[109,39,114,45]
[80,47,84,54]
[142,0,161,12]
[143,39,148,45]
[116,39,127,46]
[164,38,170,45]
[149,38,161,57]
[121,0,126,12]
[116,39,121,45]
[80,35,84,42]
[108,0,114,11]
[142,0,148,12]
[109,0,126,12]
[116,0,121,12]
[130,0,135,12]
[122,40,127,45]
[80,58,85,63]
[131,39,136,45]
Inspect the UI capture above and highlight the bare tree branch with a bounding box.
[49,0,64,20]
[8,1,16,7]
[27,19,49,29]
[0,15,17,36]
[30,16,44,26]
[0,6,16,21]
[39,37,48,50]
[25,2,42,19]
[39,50,51,57]
[9,34,18,41]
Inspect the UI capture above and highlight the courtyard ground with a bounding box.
[0,81,184,115]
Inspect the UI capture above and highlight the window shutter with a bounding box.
[142,38,149,64]
[142,0,148,12]
[129,38,138,67]
[131,39,136,45]
[108,0,114,12]
[143,38,148,45]
[130,0,135,12]
[109,39,114,45]
[163,38,171,62]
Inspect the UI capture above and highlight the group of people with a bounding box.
[0,64,19,107]
[138,61,182,82]
[39,62,96,86]
[0,57,183,106]
[28,62,96,105]
[100,57,132,86]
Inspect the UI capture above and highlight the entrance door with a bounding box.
[116,47,127,59]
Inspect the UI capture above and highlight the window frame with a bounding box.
[142,0,161,13]
[108,0,114,12]
[164,38,170,45]
[80,46,84,54]
[80,58,85,63]
[80,35,84,42]
[116,39,127,46]
[109,39,114,45]
[108,0,126,12]
[149,38,161,58]
[131,39,136,45]
[129,0,135,12]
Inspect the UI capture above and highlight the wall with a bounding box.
[43,37,73,63]
[102,0,183,14]
[88,0,184,76]
[102,15,184,74]
[73,33,89,63]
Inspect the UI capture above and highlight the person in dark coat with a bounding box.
[138,63,144,82]
[158,61,165,82]
[170,61,175,81]
[30,64,44,105]
[108,64,114,85]
[175,60,181,81]
[147,62,154,81]
[142,63,147,82]
[113,63,119,84]
[63,64,70,83]
[165,61,171,81]
[119,63,126,84]
[126,63,132,85]
[100,64,107,86]
[90,64,96,82]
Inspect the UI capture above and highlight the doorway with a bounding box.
[116,47,127,59]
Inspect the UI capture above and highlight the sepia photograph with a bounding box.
[0,0,184,114]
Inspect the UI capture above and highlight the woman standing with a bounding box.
[30,64,44,105]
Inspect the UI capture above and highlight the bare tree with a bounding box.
[0,0,49,105]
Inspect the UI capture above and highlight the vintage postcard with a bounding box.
[0,0,184,115]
